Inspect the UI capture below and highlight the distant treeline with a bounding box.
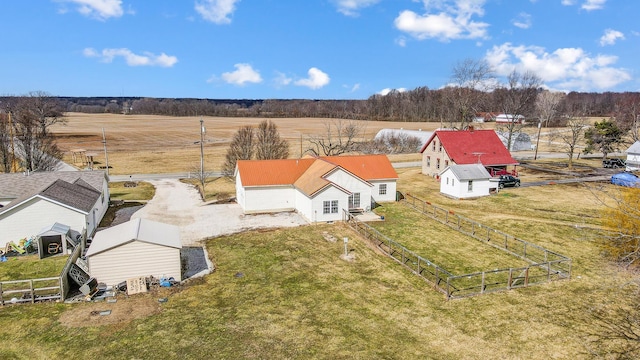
[2,89,637,122]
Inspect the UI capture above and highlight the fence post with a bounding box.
[524,268,529,286]
[446,277,451,300]
[481,272,486,294]
[435,267,439,290]
[30,279,35,303]
[0,282,3,305]
[508,268,513,290]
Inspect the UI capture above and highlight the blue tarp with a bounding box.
[611,172,640,187]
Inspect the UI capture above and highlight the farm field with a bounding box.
[49,113,571,175]
[0,113,634,358]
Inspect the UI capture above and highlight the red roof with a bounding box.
[236,155,398,190]
[420,129,518,166]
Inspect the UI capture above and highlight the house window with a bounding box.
[446,177,449,185]
[468,180,473,192]
[426,156,431,167]
[452,179,455,186]
[436,158,441,170]
[379,184,387,195]
[348,193,361,209]
[323,200,339,214]
[445,160,449,167]
[439,143,442,152]
[432,141,436,151]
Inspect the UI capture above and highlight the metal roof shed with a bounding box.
[86,218,182,286]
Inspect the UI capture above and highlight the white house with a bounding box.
[235,155,398,223]
[86,218,182,286]
[439,164,493,199]
[0,171,110,245]
[626,141,640,172]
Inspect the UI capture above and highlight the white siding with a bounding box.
[439,169,490,199]
[0,198,87,244]
[88,240,181,286]
[298,186,348,223]
[235,172,246,210]
[370,181,396,203]
[627,153,640,171]
[243,186,296,213]
[324,169,373,209]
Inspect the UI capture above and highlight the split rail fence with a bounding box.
[343,193,572,300]
[1,232,85,305]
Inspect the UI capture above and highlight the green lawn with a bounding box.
[0,254,68,281]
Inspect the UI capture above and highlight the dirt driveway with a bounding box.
[131,179,308,246]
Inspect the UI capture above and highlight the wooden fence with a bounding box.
[1,230,86,305]
[343,194,572,300]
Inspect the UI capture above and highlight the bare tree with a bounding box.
[553,115,588,169]
[494,70,542,150]
[307,120,364,156]
[222,125,254,177]
[255,120,289,160]
[26,91,64,136]
[359,132,421,154]
[534,91,564,159]
[444,58,495,129]
[0,113,11,172]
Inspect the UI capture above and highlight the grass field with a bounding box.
[0,113,634,358]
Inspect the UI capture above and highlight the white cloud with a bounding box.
[484,42,630,91]
[378,88,407,96]
[333,0,380,16]
[394,0,489,42]
[350,83,361,92]
[599,29,624,46]
[561,0,575,5]
[57,0,124,20]
[512,12,532,29]
[582,0,606,11]
[195,0,239,24]
[294,68,330,90]
[83,47,178,67]
[221,63,262,86]
[395,36,407,47]
[273,71,292,88]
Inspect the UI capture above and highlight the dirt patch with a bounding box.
[58,294,162,328]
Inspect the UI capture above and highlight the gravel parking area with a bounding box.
[131,179,308,246]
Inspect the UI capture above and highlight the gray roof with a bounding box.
[443,164,491,180]
[0,171,106,199]
[627,141,640,154]
[86,218,182,257]
[0,171,106,215]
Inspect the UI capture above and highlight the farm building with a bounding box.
[420,128,519,177]
[0,171,109,246]
[626,141,640,172]
[86,218,182,286]
[497,131,532,152]
[495,114,525,124]
[373,129,434,152]
[439,164,494,199]
[235,155,398,223]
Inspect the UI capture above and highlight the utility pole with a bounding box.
[102,128,109,176]
[534,120,542,160]
[200,118,205,190]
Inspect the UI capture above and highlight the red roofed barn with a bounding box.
[420,128,519,177]
[235,155,398,223]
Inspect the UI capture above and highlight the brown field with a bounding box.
[51,113,434,175]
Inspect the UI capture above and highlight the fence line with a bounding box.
[343,195,572,300]
[1,229,87,306]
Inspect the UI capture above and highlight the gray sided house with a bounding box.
[0,171,109,245]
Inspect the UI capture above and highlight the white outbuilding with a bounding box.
[439,164,494,199]
[626,141,640,171]
[86,218,182,286]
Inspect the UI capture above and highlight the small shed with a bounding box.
[439,164,493,199]
[37,223,80,259]
[86,218,182,286]
[626,141,640,172]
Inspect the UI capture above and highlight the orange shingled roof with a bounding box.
[237,154,398,189]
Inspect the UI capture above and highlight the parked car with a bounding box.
[603,158,626,168]
[498,175,520,189]
[611,172,640,188]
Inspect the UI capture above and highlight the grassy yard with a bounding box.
[0,165,635,359]
[0,254,68,281]
[108,181,155,201]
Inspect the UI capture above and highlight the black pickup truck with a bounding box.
[603,158,626,168]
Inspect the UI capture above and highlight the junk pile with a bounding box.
[1,237,37,257]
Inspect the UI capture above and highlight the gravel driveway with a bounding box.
[131,179,308,246]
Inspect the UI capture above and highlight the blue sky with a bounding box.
[0,0,638,99]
